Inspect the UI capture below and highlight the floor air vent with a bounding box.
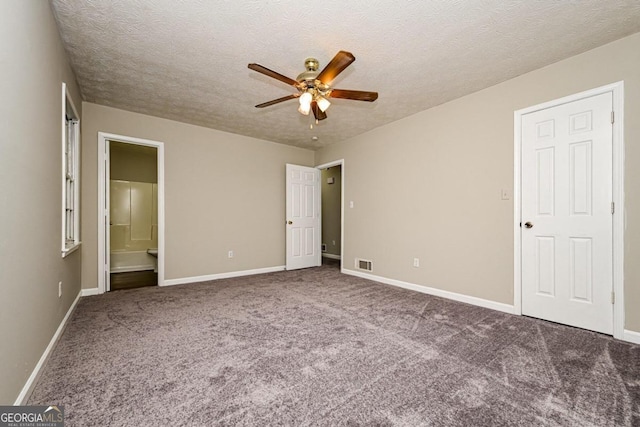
[356,258,373,272]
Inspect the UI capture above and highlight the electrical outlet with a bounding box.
[501,189,510,200]
[413,258,420,268]
[228,250,234,258]
[332,240,336,246]
[58,281,62,298]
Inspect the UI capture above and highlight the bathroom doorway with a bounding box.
[98,133,165,293]
[109,142,158,290]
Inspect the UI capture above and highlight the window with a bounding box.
[62,83,80,256]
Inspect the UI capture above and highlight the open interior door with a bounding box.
[286,164,321,270]
[521,92,613,334]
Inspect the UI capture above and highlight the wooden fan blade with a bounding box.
[329,89,378,102]
[316,51,355,85]
[255,94,299,108]
[248,63,300,87]
[311,101,327,121]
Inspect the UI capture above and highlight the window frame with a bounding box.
[61,83,81,257]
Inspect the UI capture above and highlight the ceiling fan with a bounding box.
[248,51,378,122]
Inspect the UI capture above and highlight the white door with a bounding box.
[286,164,321,270]
[521,92,613,334]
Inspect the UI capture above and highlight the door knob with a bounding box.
[524,222,533,229]
[287,220,293,225]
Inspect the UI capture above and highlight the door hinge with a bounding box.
[611,291,615,304]
[611,111,615,124]
[611,202,615,214]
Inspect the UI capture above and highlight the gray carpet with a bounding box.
[29,264,639,426]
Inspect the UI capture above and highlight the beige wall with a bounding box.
[81,103,314,286]
[0,1,83,404]
[321,166,342,256]
[110,142,158,183]
[316,32,640,332]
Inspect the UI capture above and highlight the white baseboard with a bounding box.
[81,288,101,296]
[322,253,341,260]
[14,290,82,405]
[162,266,286,287]
[623,329,640,345]
[342,268,515,315]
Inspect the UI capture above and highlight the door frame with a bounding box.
[513,81,624,339]
[97,132,166,293]
[316,159,345,272]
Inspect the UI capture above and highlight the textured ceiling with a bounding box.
[50,0,640,150]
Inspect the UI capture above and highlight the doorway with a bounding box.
[284,160,345,272]
[320,164,342,269]
[317,159,344,271]
[514,82,624,338]
[109,142,158,290]
[98,133,165,293]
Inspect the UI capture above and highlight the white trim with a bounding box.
[14,290,81,405]
[98,132,166,293]
[322,253,341,260]
[81,288,101,297]
[343,268,515,314]
[611,82,625,341]
[98,136,108,292]
[513,108,522,315]
[61,83,81,256]
[61,242,81,257]
[513,81,625,339]
[623,329,640,345]
[316,159,345,271]
[60,84,65,254]
[162,266,285,287]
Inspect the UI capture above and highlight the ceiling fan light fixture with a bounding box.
[298,91,313,115]
[316,96,331,112]
[248,51,378,123]
[298,102,311,116]
[299,91,312,106]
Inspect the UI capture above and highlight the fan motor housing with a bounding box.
[297,57,320,84]
[304,58,319,71]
